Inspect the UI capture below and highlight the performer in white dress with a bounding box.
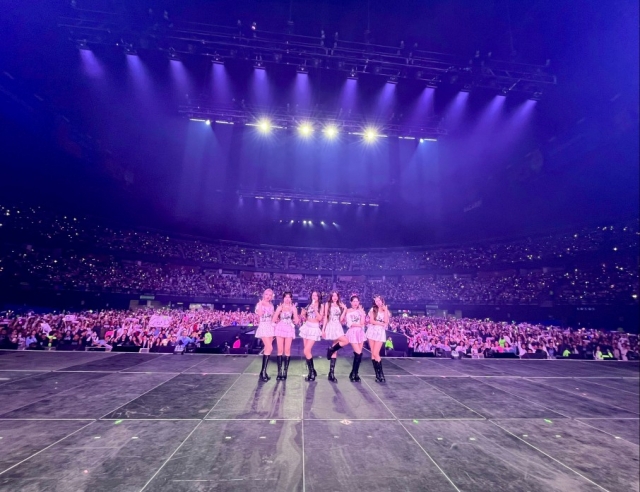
[272,292,299,380]
[343,295,366,382]
[323,292,349,382]
[255,289,275,382]
[366,295,389,383]
[299,291,324,382]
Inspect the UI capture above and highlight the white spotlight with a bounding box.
[324,125,338,139]
[298,122,313,137]
[258,119,271,133]
[363,128,378,143]
[205,119,211,125]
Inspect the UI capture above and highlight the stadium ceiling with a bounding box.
[59,6,556,99]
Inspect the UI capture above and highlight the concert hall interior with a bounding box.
[0,0,638,491]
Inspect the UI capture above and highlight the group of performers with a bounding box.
[254,289,389,383]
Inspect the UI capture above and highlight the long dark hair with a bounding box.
[307,291,322,313]
[327,291,342,312]
[371,295,385,319]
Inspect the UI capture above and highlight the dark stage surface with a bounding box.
[0,341,637,491]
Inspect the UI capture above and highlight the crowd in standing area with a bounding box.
[390,315,638,360]
[0,307,636,361]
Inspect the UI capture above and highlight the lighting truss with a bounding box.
[59,6,556,98]
[238,190,383,206]
[181,100,446,140]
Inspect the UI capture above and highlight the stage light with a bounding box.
[298,122,313,137]
[258,119,271,133]
[205,119,211,125]
[321,221,325,225]
[363,128,378,142]
[323,125,338,139]
[303,220,307,224]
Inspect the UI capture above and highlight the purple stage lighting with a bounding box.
[408,87,435,124]
[376,80,397,116]
[251,67,271,105]
[339,78,358,111]
[442,91,469,131]
[293,71,312,109]
[211,62,232,104]
[170,59,190,94]
[79,49,103,78]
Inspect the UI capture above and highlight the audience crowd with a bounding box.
[1,204,638,272]
[0,205,637,309]
[0,308,636,361]
[0,308,257,352]
[2,247,637,305]
[391,315,639,360]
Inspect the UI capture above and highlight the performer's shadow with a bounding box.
[247,378,287,419]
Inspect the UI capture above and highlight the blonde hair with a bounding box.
[262,289,274,301]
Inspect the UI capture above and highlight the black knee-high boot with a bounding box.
[305,358,316,381]
[374,359,386,383]
[378,359,386,382]
[328,358,338,382]
[372,359,382,383]
[350,353,362,382]
[283,356,291,380]
[259,355,271,382]
[326,341,343,360]
[276,355,284,380]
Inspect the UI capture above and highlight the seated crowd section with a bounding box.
[0,205,638,306]
[1,308,637,360]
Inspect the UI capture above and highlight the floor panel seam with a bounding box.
[361,377,462,491]
[0,420,96,477]
[572,419,640,445]
[472,377,574,419]
[488,420,612,492]
[139,420,204,491]
[97,372,184,420]
[521,377,640,416]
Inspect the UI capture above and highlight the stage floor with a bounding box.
[0,341,637,491]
